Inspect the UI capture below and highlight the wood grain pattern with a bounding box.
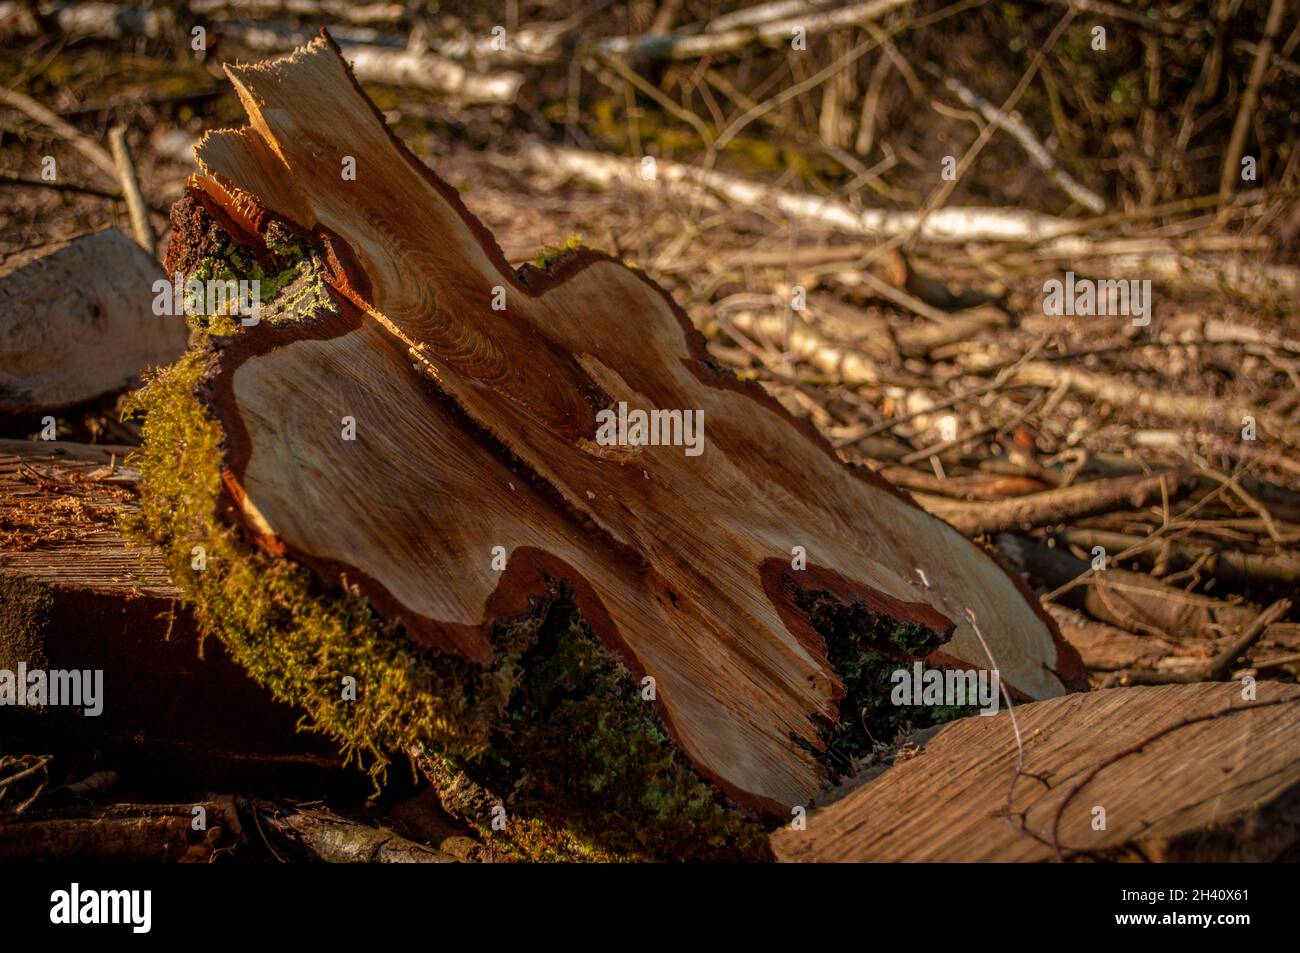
[771,682,1300,861]
[186,34,1084,814]
[0,439,176,597]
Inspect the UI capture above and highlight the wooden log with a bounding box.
[221,21,525,102]
[917,469,1199,536]
[771,681,1300,861]
[131,34,1082,858]
[598,0,912,62]
[0,439,344,787]
[240,797,459,863]
[526,141,1078,243]
[1050,526,1300,586]
[1014,360,1300,451]
[0,230,185,413]
[996,533,1260,640]
[1045,604,1179,672]
[0,800,234,862]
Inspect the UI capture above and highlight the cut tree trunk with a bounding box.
[143,32,1082,855]
[771,681,1300,862]
[0,229,185,413]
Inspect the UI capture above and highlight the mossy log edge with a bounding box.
[126,32,1085,861]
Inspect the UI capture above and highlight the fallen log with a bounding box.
[223,21,525,103]
[771,681,1300,861]
[0,230,185,413]
[1051,526,1300,586]
[239,798,458,863]
[0,800,234,862]
[917,469,1198,536]
[132,33,1083,860]
[1014,360,1300,450]
[1044,604,1177,672]
[996,533,1262,641]
[598,0,911,61]
[0,439,345,788]
[524,142,1078,243]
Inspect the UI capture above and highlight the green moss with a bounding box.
[459,606,771,861]
[532,234,585,268]
[121,349,517,784]
[795,589,978,770]
[183,227,318,333]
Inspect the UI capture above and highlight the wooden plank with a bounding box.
[771,681,1300,861]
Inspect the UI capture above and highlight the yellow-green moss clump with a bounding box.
[123,348,519,771]
[123,230,769,860]
[532,233,585,268]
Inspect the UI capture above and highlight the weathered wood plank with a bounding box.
[771,681,1300,862]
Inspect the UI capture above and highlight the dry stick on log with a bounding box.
[917,469,1198,536]
[107,127,156,252]
[928,65,1106,213]
[160,34,1083,852]
[1013,361,1300,450]
[1108,598,1292,686]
